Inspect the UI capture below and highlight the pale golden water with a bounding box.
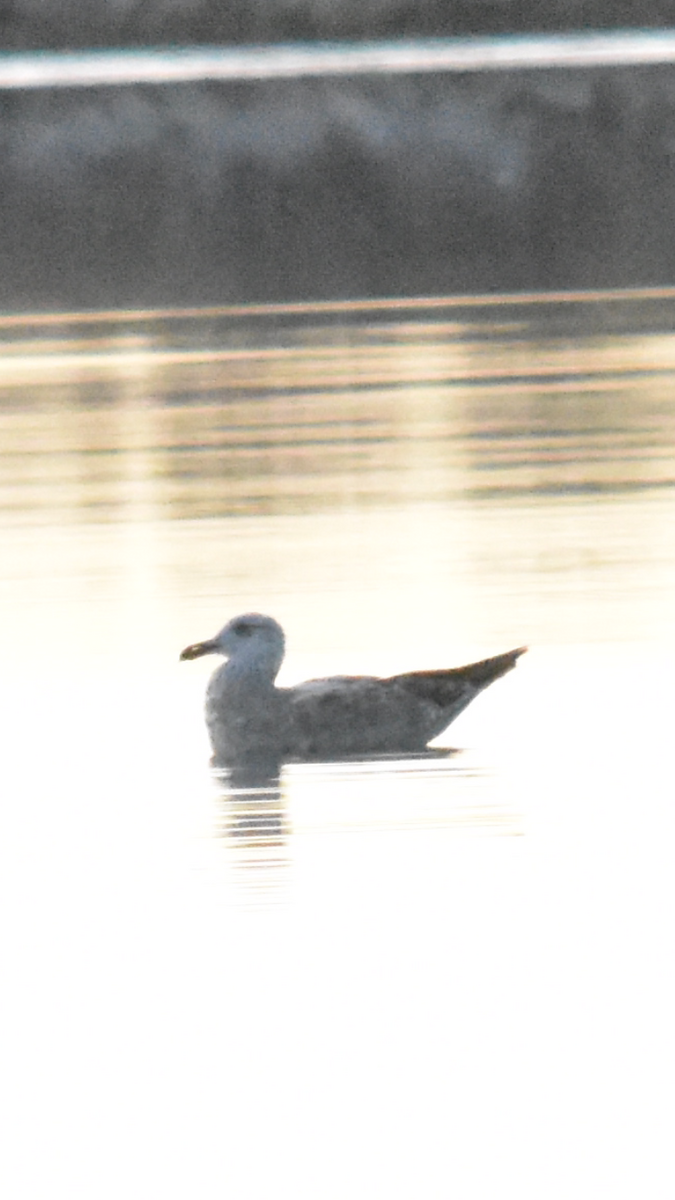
[1,293,675,1197]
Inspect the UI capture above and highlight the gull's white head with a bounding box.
[180,613,286,682]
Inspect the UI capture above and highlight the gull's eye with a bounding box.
[233,621,253,637]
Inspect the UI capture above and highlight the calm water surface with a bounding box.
[1,293,674,1197]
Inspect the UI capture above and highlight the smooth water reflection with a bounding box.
[1,293,675,1198]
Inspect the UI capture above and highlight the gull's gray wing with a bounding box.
[286,675,436,758]
[286,647,526,760]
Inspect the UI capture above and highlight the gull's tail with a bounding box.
[386,646,527,712]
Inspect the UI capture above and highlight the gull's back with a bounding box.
[285,646,526,760]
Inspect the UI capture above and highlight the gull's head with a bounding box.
[180,613,286,681]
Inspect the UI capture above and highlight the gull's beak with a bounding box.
[179,638,219,661]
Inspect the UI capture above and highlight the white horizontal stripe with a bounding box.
[1,30,675,89]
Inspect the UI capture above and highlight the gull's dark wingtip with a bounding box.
[494,645,527,677]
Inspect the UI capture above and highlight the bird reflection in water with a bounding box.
[211,755,288,858]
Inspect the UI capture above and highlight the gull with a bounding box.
[180,613,526,765]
